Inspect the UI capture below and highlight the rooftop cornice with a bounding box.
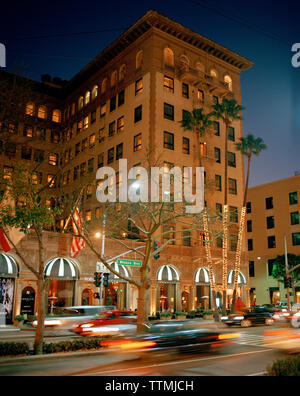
[68,10,254,91]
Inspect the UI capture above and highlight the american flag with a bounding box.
[71,208,85,258]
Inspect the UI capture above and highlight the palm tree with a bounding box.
[180,108,213,167]
[211,98,245,315]
[180,108,219,318]
[231,134,267,312]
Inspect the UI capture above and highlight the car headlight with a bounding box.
[233,316,244,320]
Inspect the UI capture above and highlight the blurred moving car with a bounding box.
[100,321,240,353]
[72,310,137,336]
[290,312,300,328]
[221,307,276,327]
[32,305,116,330]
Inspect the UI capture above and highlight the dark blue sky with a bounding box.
[1,0,299,187]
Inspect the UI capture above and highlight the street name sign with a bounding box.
[117,259,142,267]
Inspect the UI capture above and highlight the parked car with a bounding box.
[221,307,276,328]
[72,310,137,336]
[32,305,116,330]
[100,320,240,353]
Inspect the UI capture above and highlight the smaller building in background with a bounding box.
[247,173,300,306]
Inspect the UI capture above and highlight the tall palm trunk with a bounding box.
[231,152,252,312]
[222,121,229,315]
[203,211,218,320]
[195,126,218,319]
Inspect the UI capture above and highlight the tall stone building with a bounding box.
[0,10,253,323]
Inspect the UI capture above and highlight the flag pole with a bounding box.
[62,186,85,233]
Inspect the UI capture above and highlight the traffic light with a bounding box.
[94,272,102,287]
[103,273,109,287]
[154,240,160,260]
[284,275,292,288]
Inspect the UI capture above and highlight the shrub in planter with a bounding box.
[186,310,196,319]
[203,310,214,319]
[0,342,30,356]
[43,338,103,354]
[266,355,300,376]
[175,312,187,319]
[160,312,172,319]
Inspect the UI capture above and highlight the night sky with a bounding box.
[0,0,299,187]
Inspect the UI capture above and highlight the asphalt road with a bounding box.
[0,323,299,376]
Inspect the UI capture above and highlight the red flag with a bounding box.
[71,208,85,258]
[0,229,11,252]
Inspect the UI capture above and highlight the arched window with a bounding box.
[84,91,90,105]
[91,85,98,100]
[119,64,126,81]
[78,96,84,110]
[224,74,233,91]
[101,78,107,94]
[179,54,189,70]
[37,105,47,119]
[52,109,61,123]
[210,69,218,79]
[25,102,35,116]
[136,50,143,69]
[111,70,117,87]
[163,47,174,67]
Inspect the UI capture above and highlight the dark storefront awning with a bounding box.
[0,253,18,278]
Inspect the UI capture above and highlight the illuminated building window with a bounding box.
[48,153,58,166]
[100,103,106,117]
[32,172,42,185]
[78,96,84,110]
[52,109,61,123]
[135,78,143,95]
[80,162,87,176]
[83,116,89,129]
[133,133,142,152]
[163,76,174,93]
[38,105,47,119]
[210,69,218,78]
[224,75,233,91]
[85,210,92,222]
[47,174,56,188]
[84,91,90,106]
[89,134,95,148]
[91,85,98,100]
[25,102,34,116]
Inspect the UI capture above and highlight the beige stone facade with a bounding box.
[0,11,254,322]
[247,174,300,305]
